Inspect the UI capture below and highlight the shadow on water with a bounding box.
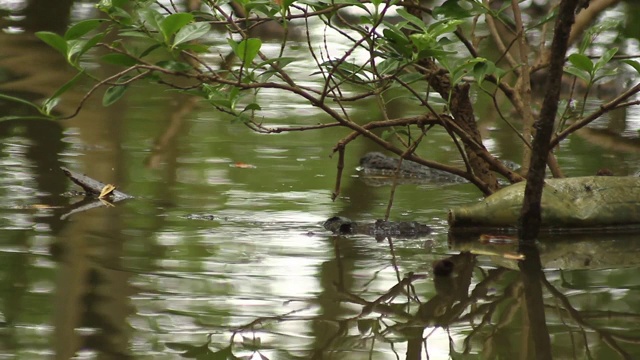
[1,0,640,359]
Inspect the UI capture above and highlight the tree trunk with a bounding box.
[403,1,500,193]
[519,0,581,240]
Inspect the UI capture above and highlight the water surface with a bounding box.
[1,1,640,359]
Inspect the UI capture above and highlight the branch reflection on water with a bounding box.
[165,231,640,359]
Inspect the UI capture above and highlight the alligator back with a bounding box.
[358,152,467,185]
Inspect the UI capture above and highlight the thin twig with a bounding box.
[551,82,640,147]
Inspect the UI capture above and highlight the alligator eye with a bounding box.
[339,223,353,234]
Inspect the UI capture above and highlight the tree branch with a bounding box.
[520,0,581,240]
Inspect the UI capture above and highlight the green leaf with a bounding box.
[66,39,85,62]
[172,22,210,48]
[227,38,238,53]
[428,19,464,37]
[101,53,139,66]
[564,66,590,82]
[102,86,127,106]
[102,76,131,106]
[493,67,507,81]
[228,87,240,107]
[110,7,134,25]
[234,38,262,68]
[594,47,618,72]
[451,58,488,86]
[382,26,409,45]
[568,53,593,73]
[243,103,261,112]
[139,43,162,58]
[42,98,59,115]
[579,19,621,53]
[43,71,85,115]
[410,33,437,52]
[382,27,411,57]
[622,59,640,75]
[35,31,68,56]
[119,30,154,38]
[259,69,278,82]
[433,0,474,19]
[65,19,104,40]
[70,33,104,63]
[0,92,44,112]
[473,60,493,87]
[396,8,427,32]
[160,13,194,42]
[0,115,55,121]
[247,1,277,17]
[140,8,163,32]
[376,58,401,75]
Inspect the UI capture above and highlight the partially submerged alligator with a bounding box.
[358,152,520,186]
[358,152,467,185]
[323,216,432,239]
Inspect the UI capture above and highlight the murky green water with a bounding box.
[2,1,640,359]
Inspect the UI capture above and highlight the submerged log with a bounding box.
[449,176,640,230]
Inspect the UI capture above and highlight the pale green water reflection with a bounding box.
[2,1,640,359]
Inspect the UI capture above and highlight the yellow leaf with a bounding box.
[99,184,116,199]
[503,253,525,261]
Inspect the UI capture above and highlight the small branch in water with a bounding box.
[331,146,345,201]
[60,167,133,202]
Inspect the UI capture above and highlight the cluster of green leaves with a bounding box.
[70,0,295,121]
[566,49,619,90]
[36,19,105,67]
[4,0,637,128]
[1,0,219,117]
[0,19,105,119]
[321,0,508,111]
[561,20,640,125]
[566,20,640,89]
[2,0,296,121]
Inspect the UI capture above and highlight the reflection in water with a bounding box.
[518,244,552,360]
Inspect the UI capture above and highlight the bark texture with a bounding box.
[519,0,581,240]
[404,1,500,193]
